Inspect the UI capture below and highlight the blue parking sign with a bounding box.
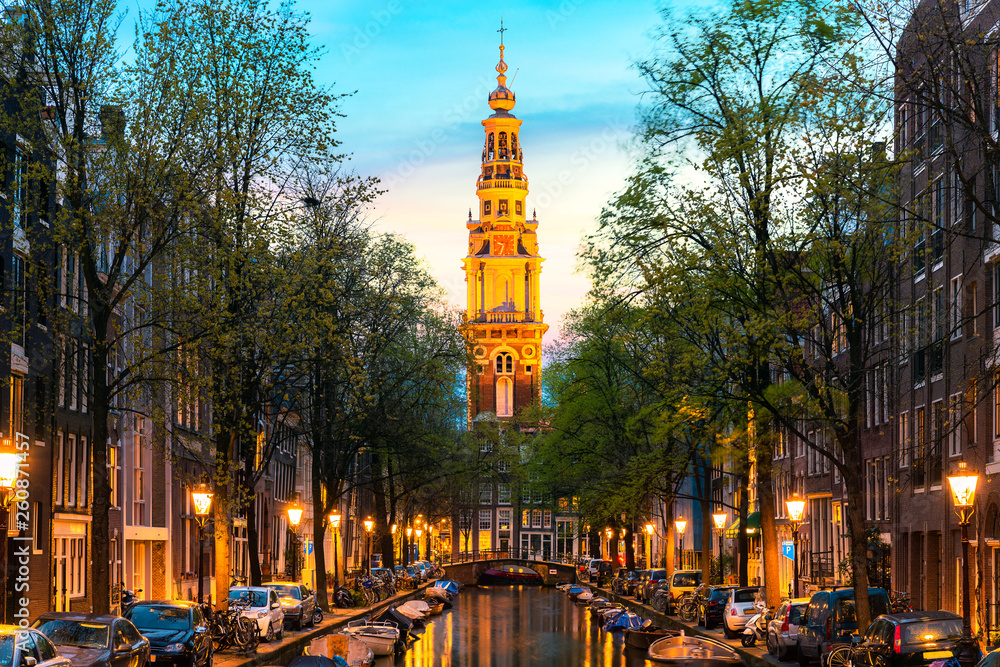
[781,540,794,561]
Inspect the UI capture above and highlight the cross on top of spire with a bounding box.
[497,18,506,46]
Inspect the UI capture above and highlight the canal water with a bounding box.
[379,585,653,667]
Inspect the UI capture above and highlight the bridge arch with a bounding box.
[443,557,579,587]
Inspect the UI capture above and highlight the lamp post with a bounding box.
[406,526,413,564]
[415,527,423,561]
[785,495,805,598]
[712,512,727,584]
[329,511,341,588]
[605,528,613,562]
[948,462,979,667]
[391,524,398,565]
[0,440,19,622]
[675,517,687,570]
[644,523,655,569]
[287,500,303,579]
[364,518,374,574]
[191,484,214,604]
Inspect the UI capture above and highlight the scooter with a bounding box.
[741,600,771,647]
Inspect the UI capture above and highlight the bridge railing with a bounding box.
[440,549,580,565]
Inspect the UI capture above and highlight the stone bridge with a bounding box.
[443,558,579,587]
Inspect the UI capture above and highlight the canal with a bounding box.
[378,585,653,666]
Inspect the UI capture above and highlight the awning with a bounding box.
[725,512,761,539]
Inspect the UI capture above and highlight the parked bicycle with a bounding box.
[651,589,671,614]
[890,590,912,613]
[210,594,259,654]
[677,591,699,622]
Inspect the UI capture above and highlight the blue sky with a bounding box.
[304,0,669,346]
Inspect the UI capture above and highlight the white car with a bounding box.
[229,586,284,642]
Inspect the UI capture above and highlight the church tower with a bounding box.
[462,38,547,425]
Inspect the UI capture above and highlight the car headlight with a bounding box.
[256,610,268,618]
[165,643,186,653]
[290,605,301,613]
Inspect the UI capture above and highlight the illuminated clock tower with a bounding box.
[462,38,547,424]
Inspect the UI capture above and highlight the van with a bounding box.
[666,569,703,608]
[797,587,890,666]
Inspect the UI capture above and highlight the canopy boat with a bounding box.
[602,610,643,632]
[429,580,462,595]
[341,620,400,657]
[566,585,585,599]
[647,633,743,667]
[307,634,374,666]
[397,601,429,625]
[421,598,445,615]
[624,621,681,651]
[424,589,453,608]
[596,605,626,622]
[480,564,543,585]
[576,589,594,603]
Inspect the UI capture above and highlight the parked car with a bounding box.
[228,586,284,642]
[765,597,810,659]
[849,611,966,667]
[0,627,71,667]
[588,559,612,580]
[665,570,703,612]
[639,569,668,604]
[698,585,736,629]
[264,582,317,631]
[797,587,891,666]
[32,612,150,667]
[721,586,762,639]
[124,600,212,667]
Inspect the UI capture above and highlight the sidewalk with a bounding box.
[586,583,788,667]
[214,584,430,667]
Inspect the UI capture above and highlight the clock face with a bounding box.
[494,234,516,256]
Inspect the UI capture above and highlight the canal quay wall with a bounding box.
[216,584,431,667]
[588,584,780,667]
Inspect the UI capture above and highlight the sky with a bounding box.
[298,0,669,348]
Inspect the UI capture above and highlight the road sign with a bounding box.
[781,540,794,561]
[304,539,314,555]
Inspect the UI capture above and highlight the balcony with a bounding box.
[478,178,528,191]
[474,312,535,324]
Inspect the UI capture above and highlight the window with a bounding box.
[67,434,76,507]
[915,407,926,487]
[952,276,963,339]
[950,393,963,457]
[498,509,511,531]
[133,417,146,525]
[543,510,552,528]
[496,377,512,417]
[498,483,510,504]
[522,485,530,504]
[479,483,492,504]
[496,458,510,473]
[965,282,978,336]
[495,353,513,374]
[521,510,530,528]
[479,510,491,531]
[9,375,22,439]
[930,180,944,263]
[11,146,25,229]
[532,510,542,528]
[78,436,88,507]
[55,432,64,506]
[930,401,945,487]
[11,255,25,348]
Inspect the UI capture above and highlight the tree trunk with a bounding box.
[90,328,112,614]
[701,462,712,585]
[843,450,873,629]
[312,457,329,609]
[757,440,781,608]
[738,472,749,586]
[245,462,261,586]
[666,503,675,573]
[213,429,235,610]
[625,525,635,569]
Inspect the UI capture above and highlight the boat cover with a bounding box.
[375,607,414,632]
[288,657,348,667]
[431,580,461,595]
[603,610,642,632]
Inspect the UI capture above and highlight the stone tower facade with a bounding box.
[462,41,547,424]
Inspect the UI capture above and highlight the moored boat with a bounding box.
[624,623,680,651]
[341,620,400,657]
[602,610,642,632]
[647,633,743,667]
[422,599,445,615]
[576,589,594,603]
[480,564,543,585]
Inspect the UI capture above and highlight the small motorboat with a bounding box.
[307,635,374,666]
[429,579,463,595]
[566,585,585,599]
[480,564,543,585]
[602,610,642,632]
[421,598,445,615]
[397,601,429,625]
[556,583,576,591]
[647,633,742,667]
[289,656,348,667]
[576,589,594,603]
[624,621,680,651]
[342,620,400,657]
[596,604,626,622]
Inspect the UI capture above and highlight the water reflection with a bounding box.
[377,586,652,667]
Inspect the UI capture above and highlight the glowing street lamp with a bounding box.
[190,484,214,604]
[0,439,16,622]
[785,495,805,597]
[644,523,655,568]
[712,512,727,583]
[329,511,342,587]
[948,462,979,667]
[675,518,687,570]
[605,528,613,562]
[286,499,304,578]
[364,518,374,574]
[415,527,423,561]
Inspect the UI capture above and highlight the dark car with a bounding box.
[124,601,212,667]
[0,627,71,667]
[798,587,891,666]
[264,582,317,631]
[698,585,736,630]
[31,613,149,667]
[850,611,966,667]
[639,569,667,604]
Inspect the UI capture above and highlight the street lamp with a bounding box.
[191,484,214,604]
[785,495,805,598]
[605,528,613,561]
[712,512,727,583]
[364,518,374,574]
[415,527,423,561]
[675,518,687,570]
[0,440,19,622]
[948,462,979,667]
[329,511,341,588]
[287,499,303,579]
[644,523,654,569]
[391,524,397,564]
[406,526,413,564]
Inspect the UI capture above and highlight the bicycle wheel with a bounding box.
[363,587,375,606]
[679,601,697,622]
[827,646,852,667]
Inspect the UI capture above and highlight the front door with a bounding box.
[53,538,68,611]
